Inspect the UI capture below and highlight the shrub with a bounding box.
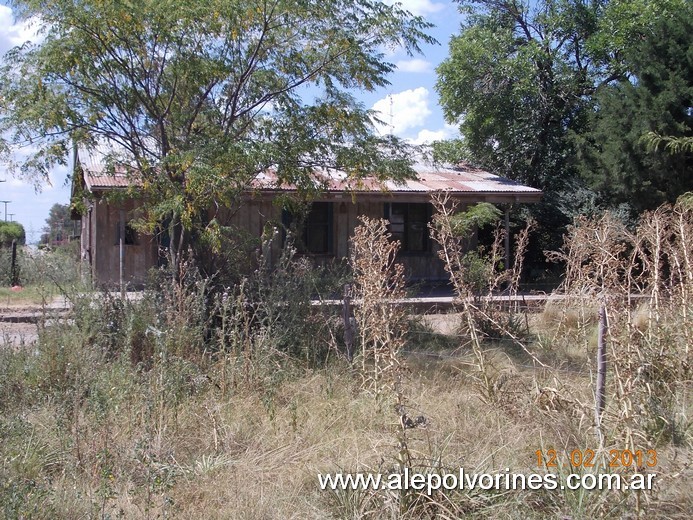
[0,221,25,247]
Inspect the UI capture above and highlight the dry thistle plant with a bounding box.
[429,192,496,401]
[616,202,692,449]
[508,217,535,298]
[350,217,419,507]
[551,207,692,438]
[547,212,631,298]
[430,193,544,402]
[474,221,536,337]
[351,216,462,516]
[546,212,631,440]
[546,205,692,515]
[349,216,408,399]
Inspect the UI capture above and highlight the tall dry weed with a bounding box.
[429,193,544,402]
[350,216,408,398]
[544,201,693,516]
[350,216,456,517]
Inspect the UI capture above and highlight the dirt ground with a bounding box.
[418,313,461,335]
[0,314,460,348]
[0,321,40,347]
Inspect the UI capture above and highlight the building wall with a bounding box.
[89,197,158,287]
[84,194,471,285]
[219,197,451,281]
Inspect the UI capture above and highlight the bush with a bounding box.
[0,244,80,288]
[0,221,25,247]
[0,248,16,286]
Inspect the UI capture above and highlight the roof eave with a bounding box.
[245,188,543,203]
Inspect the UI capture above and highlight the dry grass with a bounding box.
[1,316,690,518]
[1,200,691,518]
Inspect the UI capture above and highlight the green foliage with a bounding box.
[579,7,693,214]
[677,192,693,210]
[643,133,693,155]
[0,0,434,268]
[0,221,25,246]
[436,0,689,197]
[0,222,26,284]
[40,203,77,244]
[460,250,496,296]
[429,138,469,165]
[449,202,501,237]
[435,0,610,262]
[436,0,599,192]
[213,237,347,369]
[436,0,692,262]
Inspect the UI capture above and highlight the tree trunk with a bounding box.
[167,214,187,280]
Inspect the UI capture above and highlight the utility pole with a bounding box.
[0,200,10,221]
[8,213,14,222]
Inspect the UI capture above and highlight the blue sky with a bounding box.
[0,1,463,243]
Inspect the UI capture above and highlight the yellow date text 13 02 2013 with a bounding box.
[535,449,657,469]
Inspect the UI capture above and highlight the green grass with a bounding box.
[0,284,61,307]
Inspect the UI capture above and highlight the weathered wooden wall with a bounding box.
[90,197,158,287]
[219,197,451,281]
[83,194,467,285]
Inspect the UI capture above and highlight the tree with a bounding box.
[0,0,434,271]
[578,8,692,214]
[435,0,691,261]
[435,0,614,261]
[436,0,609,193]
[0,221,26,246]
[40,203,76,245]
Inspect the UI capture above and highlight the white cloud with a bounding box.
[387,0,446,16]
[371,87,432,136]
[0,6,41,55]
[411,124,459,144]
[395,58,432,73]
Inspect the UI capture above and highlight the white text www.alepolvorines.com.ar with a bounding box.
[318,468,656,495]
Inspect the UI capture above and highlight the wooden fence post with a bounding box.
[119,210,125,298]
[595,303,608,440]
[10,239,18,286]
[343,283,355,363]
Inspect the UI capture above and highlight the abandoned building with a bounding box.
[71,147,542,286]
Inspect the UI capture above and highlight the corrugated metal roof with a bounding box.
[251,162,542,199]
[83,173,132,190]
[78,148,542,201]
[78,145,139,190]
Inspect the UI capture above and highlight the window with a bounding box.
[283,202,333,254]
[115,221,138,245]
[385,203,431,252]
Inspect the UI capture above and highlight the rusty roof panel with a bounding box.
[84,174,132,190]
[78,149,542,200]
[78,145,143,190]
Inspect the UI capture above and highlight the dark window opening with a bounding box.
[115,222,138,246]
[385,202,431,253]
[283,202,333,254]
